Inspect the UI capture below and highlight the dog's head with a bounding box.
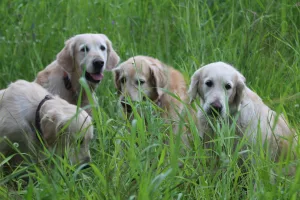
[188,62,246,118]
[40,98,94,165]
[57,33,120,87]
[113,56,168,113]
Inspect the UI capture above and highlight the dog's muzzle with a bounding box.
[93,59,104,73]
[208,100,223,116]
[85,59,105,83]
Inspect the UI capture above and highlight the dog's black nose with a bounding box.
[210,101,223,113]
[93,59,104,72]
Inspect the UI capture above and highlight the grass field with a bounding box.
[0,0,300,199]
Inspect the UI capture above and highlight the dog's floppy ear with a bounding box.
[148,63,168,99]
[56,37,76,73]
[230,72,246,112]
[40,111,59,147]
[101,34,120,71]
[113,67,122,94]
[41,111,74,148]
[188,68,203,103]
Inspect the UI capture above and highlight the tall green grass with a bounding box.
[0,0,299,199]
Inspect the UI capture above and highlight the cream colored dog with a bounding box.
[188,62,295,160]
[0,80,94,166]
[35,33,120,114]
[113,55,188,120]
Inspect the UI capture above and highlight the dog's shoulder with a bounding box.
[245,88,263,104]
[35,61,64,86]
[169,67,185,82]
[168,67,187,97]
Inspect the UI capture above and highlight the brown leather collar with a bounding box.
[35,95,53,141]
[63,71,72,90]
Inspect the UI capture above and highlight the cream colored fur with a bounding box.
[113,55,191,147]
[113,55,187,120]
[188,62,296,161]
[35,33,120,114]
[0,80,94,166]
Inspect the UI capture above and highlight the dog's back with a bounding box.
[0,81,50,158]
[0,80,94,165]
[236,84,296,163]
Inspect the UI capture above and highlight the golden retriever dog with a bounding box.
[0,80,94,166]
[35,33,120,114]
[188,62,296,161]
[113,55,188,120]
[113,56,192,148]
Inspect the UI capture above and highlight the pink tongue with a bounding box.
[90,73,103,81]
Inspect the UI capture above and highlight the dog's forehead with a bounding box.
[202,63,237,82]
[120,58,151,78]
[75,34,107,46]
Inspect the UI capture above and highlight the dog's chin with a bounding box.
[85,71,103,84]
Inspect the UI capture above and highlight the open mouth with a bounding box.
[85,71,104,83]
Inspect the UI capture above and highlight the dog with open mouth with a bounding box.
[35,33,120,115]
[188,62,296,163]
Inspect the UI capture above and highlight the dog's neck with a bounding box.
[35,95,53,142]
[155,95,163,108]
[62,71,81,104]
[62,70,97,116]
[63,71,75,92]
[62,70,97,101]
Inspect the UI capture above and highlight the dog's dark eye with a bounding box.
[225,83,232,90]
[205,80,213,87]
[136,79,145,85]
[100,45,106,51]
[120,77,126,84]
[80,46,89,52]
